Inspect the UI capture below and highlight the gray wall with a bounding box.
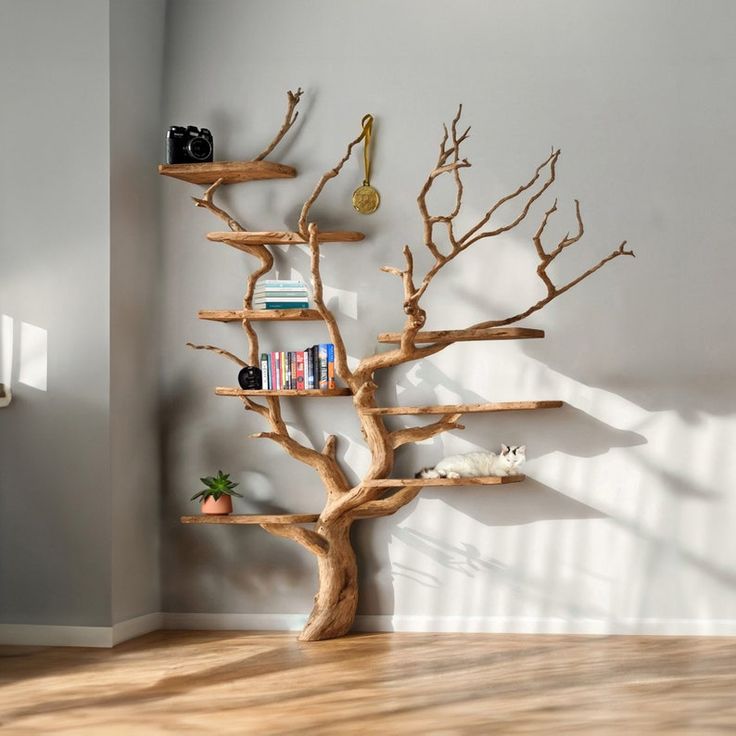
[161,0,736,632]
[0,0,111,626]
[110,0,166,626]
[0,0,165,631]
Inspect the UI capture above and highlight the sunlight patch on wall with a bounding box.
[18,321,47,391]
[1,314,12,385]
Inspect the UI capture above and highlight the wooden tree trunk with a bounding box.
[299,518,358,641]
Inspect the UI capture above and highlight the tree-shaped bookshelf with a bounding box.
[161,89,633,642]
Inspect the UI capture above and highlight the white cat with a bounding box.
[415,444,526,479]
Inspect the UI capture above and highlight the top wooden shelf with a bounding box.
[207,231,365,245]
[158,160,296,185]
[377,327,544,344]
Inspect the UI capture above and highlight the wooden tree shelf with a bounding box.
[181,514,319,525]
[207,231,364,245]
[158,160,296,185]
[363,475,525,487]
[377,327,545,344]
[167,90,631,643]
[216,388,352,397]
[199,309,323,322]
[363,400,563,416]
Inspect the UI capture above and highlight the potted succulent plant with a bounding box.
[191,470,243,515]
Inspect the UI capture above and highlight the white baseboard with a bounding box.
[0,612,163,648]
[4,613,735,646]
[0,624,113,648]
[163,612,736,637]
[112,612,164,645]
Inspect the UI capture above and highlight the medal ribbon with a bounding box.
[361,114,374,186]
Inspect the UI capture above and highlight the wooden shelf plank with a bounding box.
[199,309,323,322]
[181,513,319,525]
[362,401,563,416]
[207,231,364,245]
[362,475,524,487]
[158,160,296,185]
[377,327,544,344]
[216,388,352,397]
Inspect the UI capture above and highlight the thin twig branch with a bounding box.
[390,413,464,449]
[254,87,303,161]
[298,127,366,236]
[350,486,424,519]
[192,178,245,231]
[308,223,354,384]
[186,342,246,367]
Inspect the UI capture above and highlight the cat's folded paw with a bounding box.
[418,468,440,479]
[446,471,461,479]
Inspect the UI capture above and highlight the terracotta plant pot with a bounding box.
[201,495,233,515]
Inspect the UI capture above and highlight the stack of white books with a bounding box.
[253,280,310,310]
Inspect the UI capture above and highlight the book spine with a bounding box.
[255,302,310,310]
[327,344,335,389]
[260,353,269,390]
[312,345,319,389]
[270,352,276,391]
[318,344,328,390]
[296,351,305,391]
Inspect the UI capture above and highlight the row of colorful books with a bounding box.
[259,344,335,390]
[254,279,310,310]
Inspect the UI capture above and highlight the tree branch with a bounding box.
[186,342,246,367]
[390,413,464,449]
[253,88,303,161]
[308,223,354,385]
[192,178,245,231]
[298,127,366,237]
[260,523,328,556]
[350,485,424,519]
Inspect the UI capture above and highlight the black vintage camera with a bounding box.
[166,125,214,164]
[238,365,263,390]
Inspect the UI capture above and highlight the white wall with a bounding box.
[110,0,166,629]
[0,0,165,643]
[0,0,112,628]
[160,0,736,634]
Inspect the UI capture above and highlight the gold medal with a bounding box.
[352,114,379,214]
[353,181,380,214]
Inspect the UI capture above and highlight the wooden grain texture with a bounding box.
[377,327,545,344]
[362,475,524,487]
[198,309,323,322]
[157,160,296,184]
[180,514,319,524]
[363,400,564,415]
[215,388,352,397]
[1,632,733,735]
[207,230,365,244]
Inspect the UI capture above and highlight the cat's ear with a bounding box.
[501,444,509,454]
[518,445,526,454]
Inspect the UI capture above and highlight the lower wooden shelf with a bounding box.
[377,327,544,344]
[181,514,319,525]
[362,475,524,487]
[362,401,563,415]
[216,388,352,397]
[199,309,323,322]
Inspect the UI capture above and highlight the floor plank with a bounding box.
[1,631,734,734]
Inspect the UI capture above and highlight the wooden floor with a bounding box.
[1,631,735,734]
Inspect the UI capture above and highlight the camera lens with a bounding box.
[187,136,212,161]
